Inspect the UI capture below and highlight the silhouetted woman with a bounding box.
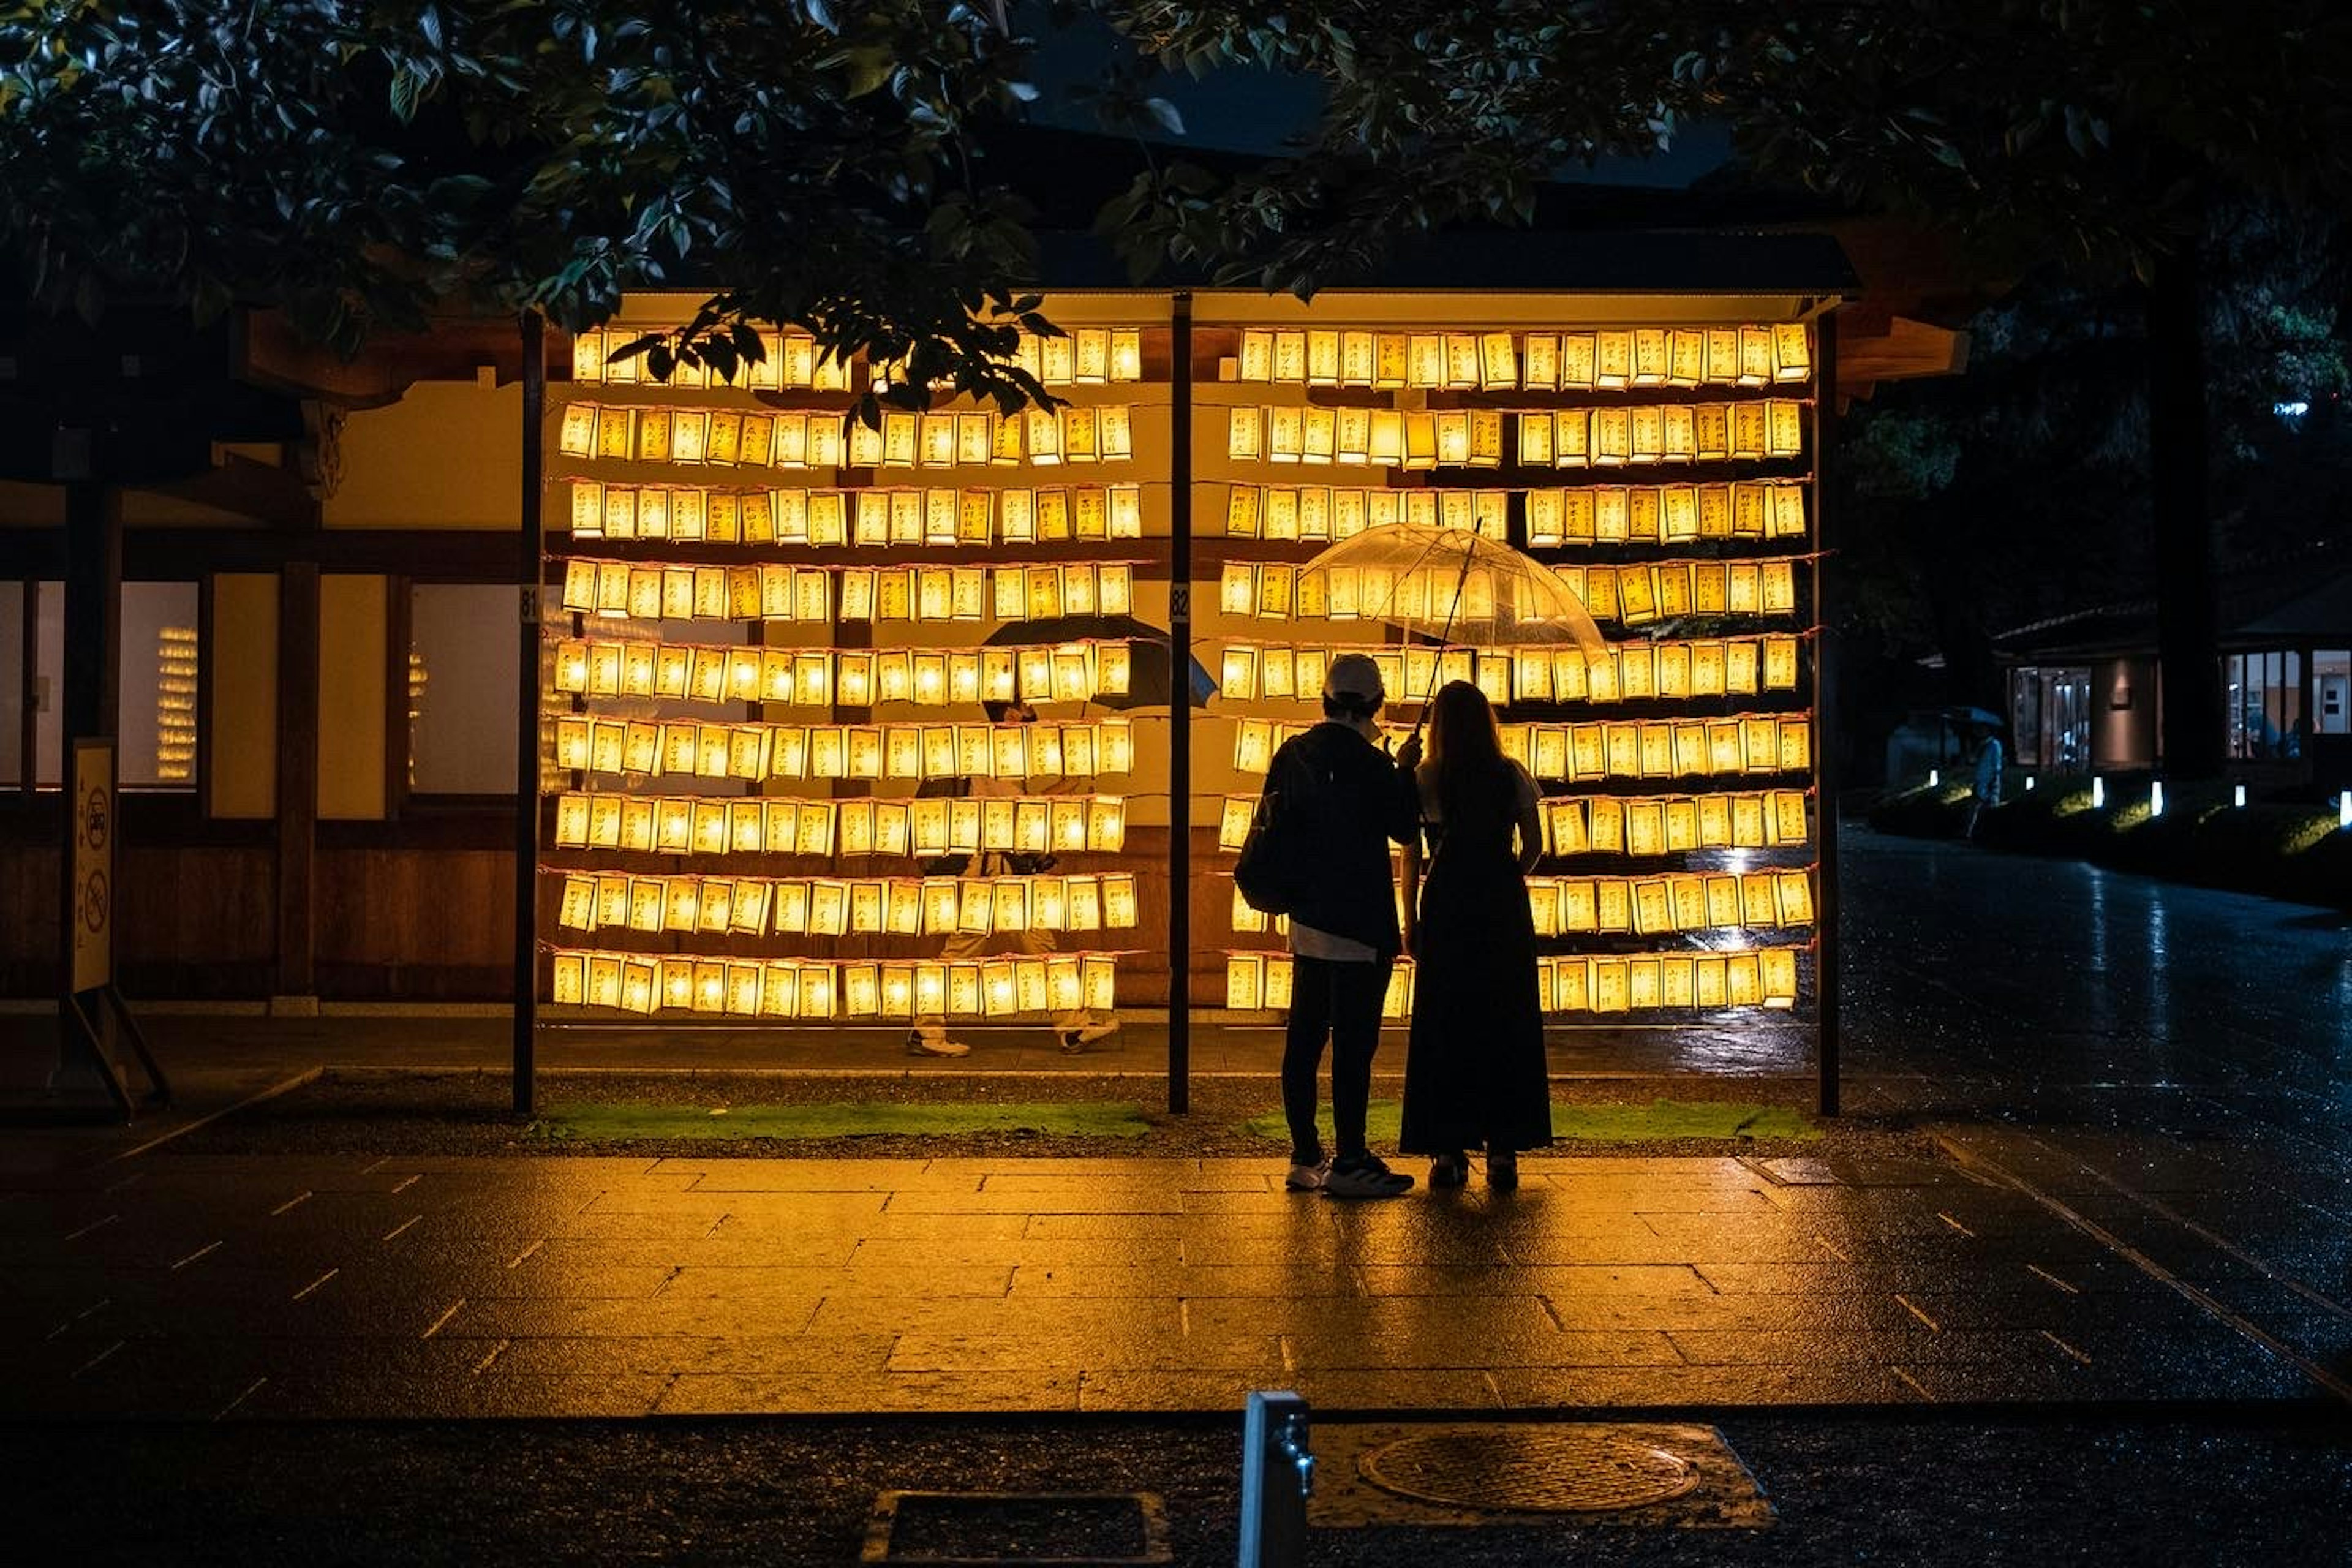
[1398,680,1551,1188]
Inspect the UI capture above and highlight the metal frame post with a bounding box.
[513,311,545,1117]
[1811,311,1841,1118]
[1167,293,1193,1114]
[1238,1390,1314,1567]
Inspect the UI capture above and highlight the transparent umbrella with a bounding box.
[1295,524,1606,718]
[1295,524,1606,652]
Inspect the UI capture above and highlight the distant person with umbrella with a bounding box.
[1968,728,2006,840]
[906,698,1120,1058]
[1396,680,1551,1190]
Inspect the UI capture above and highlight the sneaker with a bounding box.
[1429,1153,1469,1188]
[1057,1020,1121,1053]
[906,1031,971,1058]
[1284,1158,1332,1193]
[1322,1153,1414,1199]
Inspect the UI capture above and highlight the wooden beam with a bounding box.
[276,562,317,997]
[236,307,567,412]
[132,452,314,530]
[1837,316,1970,392]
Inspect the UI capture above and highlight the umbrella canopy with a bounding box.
[1295,524,1607,654]
[982,613,1218,710]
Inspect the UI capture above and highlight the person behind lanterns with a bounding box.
[907,698,1121,1058]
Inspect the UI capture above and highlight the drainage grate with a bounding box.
[862,1491,1171,1565]
[1359,1428,1702,1514]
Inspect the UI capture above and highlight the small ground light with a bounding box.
[2024,774,2035,792]
[1928,767,1940,788]
[2234,783,2247,808]
[2150,780,2165,818]
[2092,777,2106,809]
[2341,791,2350,829]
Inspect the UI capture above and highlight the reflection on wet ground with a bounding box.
[0,831,2346,1418]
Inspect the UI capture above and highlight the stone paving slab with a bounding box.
[1,1152,2339,1420]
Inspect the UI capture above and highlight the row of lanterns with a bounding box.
[552,715,1134,785]
[566,480,1146,545]
[552,790,1129,859]
[1227,323,1811,391]
[1223,399,1807,469]
[556,870,1142,938]
[560,557,1135,625]
[559,401,1137,470]
[1221,479,1807,545]
[1216,634,1803,710]
[552,948,1122,1019]
[568,325,1148,390]
[552,636,1133,708]
[1216,556,1802,627]
[1220,945,1804,1016]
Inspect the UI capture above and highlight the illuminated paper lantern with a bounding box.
[1581,794,1622,855]
[1082,955,1116,1014]
[1087,795,1127,852]
[1102,873,1138,928]
[1520,333,1558,389]
[1518,725,1559,782]
[1770,790,1810,846]
[1628,327,1667,387]
[1227,954,1264,1011]
[1219,796,1255,851]
[1556,332,1597,390]
[1098,720,1134,775]
[1595,329,1633,388]
[1770,322,1812,383]
[551,951,588,1006]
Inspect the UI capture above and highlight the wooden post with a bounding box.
[1167,293,1193,1115]
[1811,312,1841,1119]
[276,560,319,1000]
[513,312,545,1118]
[59,480,122,1079]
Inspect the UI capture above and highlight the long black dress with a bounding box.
[1398,758,1553,1156]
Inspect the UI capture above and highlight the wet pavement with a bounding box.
[0,831,2348,1423]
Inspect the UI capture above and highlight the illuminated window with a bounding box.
[2225,651,2303,761]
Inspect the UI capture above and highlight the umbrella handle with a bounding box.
[1404,540,1479,746]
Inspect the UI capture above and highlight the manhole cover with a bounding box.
[1359,1428,1700,1514]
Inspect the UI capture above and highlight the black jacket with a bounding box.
[1263,721,1420,959]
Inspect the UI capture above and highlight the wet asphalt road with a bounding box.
[3,1412,2346,1566]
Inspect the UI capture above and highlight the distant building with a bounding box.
[1992,554,2352,788]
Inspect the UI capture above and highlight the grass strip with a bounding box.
[532,1101,1152,1141]
[1238,1098,1818,1145]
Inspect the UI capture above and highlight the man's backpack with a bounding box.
[1232,755,1310,916]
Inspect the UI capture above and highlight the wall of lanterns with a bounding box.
[537,299,1823,1036]
[543,318,1158,1022]
[1200,312,1820,1023]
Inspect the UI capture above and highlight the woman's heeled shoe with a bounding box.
[1430,1153,1469,1188]
[1488,1150,1518,1189]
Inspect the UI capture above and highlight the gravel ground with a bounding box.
[167,1068,1936,1165]
[2,1413,2344,1566]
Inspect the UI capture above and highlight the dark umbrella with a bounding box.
[1936,706,2005,765]
[982,614,1218,709]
